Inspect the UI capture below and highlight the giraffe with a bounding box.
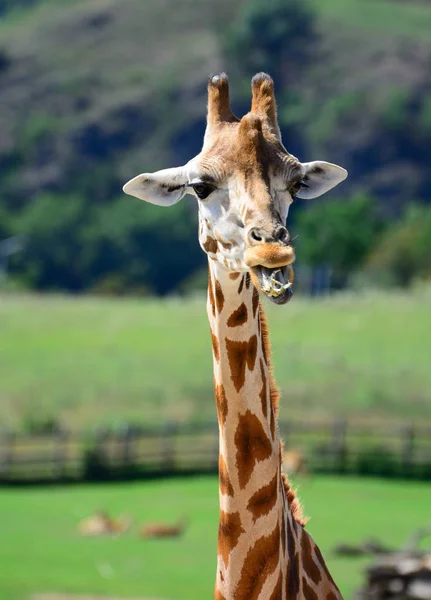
[123,73,347,599]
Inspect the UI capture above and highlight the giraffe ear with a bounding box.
[296,161,348,199]
[123,166,188,207]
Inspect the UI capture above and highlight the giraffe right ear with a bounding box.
[123,166,188,207]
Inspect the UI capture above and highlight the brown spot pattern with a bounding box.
[225,336,258,392]
[269,572,283,600]
[203,236,218,254]
[314,545,340,590]
[238,276,244,294]
[235,410,272,489]
[225,339,248,392]
[252,287,259,318]
[259,359,268,418]
[227,303,248,328]
[215,279,225,313]
[211,330,220,362]
[246,335,258,371]
[281,509,287,558]
[229,272,241,280]
[302,532,322,585]
[245,207,255,222]
[219,454,234,496]
[327,593,340,600]
[219,238,233,250]
[218,510,244,568]
[270,406,275,440]
[208,275,216,317]
[215,384,228,426]
[235,523,280,600]
[286,517,300,599]
[247,473,278,522]
[302,577,318,600]
[245,273,251,289]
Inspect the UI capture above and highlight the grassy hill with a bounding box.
[1,289,430,431]
[1,0,431,294]
[1,0,431,205]
[0,0,431,294]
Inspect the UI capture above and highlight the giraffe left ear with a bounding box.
[123,166,188,207]
[296,161,348,199]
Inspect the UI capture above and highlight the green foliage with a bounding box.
[10,193,203,294]
[308,91,366,149]
[293,194,384,287]
[224,0,316,87]
[353,446,402,478]
[365,203,431,286]
[12,193,89,290]
[420,96,431,133]
[381,88,412,133]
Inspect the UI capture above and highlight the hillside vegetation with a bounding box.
[1,0,431,293]
[1,289,430,431]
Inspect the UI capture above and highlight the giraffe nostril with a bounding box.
[275,227,290,244]
[249,228,264,243]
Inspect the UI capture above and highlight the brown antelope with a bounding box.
[77,510,132,537]
[139,517,188,539]
[283,449,309,477]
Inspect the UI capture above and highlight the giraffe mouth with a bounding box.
[251,265,294,305]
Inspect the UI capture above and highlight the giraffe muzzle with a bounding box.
[250,264,294,305]
[243,243,295,269]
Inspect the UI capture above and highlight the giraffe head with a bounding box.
[123,73,347,304]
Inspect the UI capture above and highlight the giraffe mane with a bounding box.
[259,303,308,527]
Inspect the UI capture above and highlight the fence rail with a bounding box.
[1,418,431,484]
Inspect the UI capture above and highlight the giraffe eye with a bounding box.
[290,181,302,197]
[191,182,215,200]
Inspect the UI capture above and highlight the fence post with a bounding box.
[401,424,415,474]
[121,423,134,466]
[332,418,348,474]
[52,428,68,480]
[162,421,177,473]
[0,431,15,479]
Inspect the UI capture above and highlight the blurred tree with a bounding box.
[224,0,316,89]
[11,194,90,291]
[293,194,384,289]
[364,203,431,287]
[11,193,203,295]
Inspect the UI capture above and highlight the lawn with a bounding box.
[0,475,430,600]
[1,289,430,430]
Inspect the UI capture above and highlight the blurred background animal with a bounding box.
[282,448,309,476]
[139,517,188,539]
[77,510,132,537]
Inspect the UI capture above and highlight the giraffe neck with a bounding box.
[207,260,343,600]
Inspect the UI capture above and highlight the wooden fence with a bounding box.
[1,418,431,484]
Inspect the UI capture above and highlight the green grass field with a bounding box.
[1,475,430,600]
[1,290,430,430]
